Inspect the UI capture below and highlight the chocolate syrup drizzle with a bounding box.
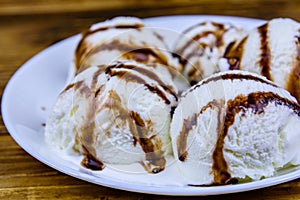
[178,89,300,185]
[177,100,220,162]
[175,22,230,81]
[105,62,178,101]
[223,36,248,70]
[68,62,173,173]
[105,64,177,104]
[258,23,272,81]
[183,72,278,98]
[287,33,300,102]
[176,22,226,56]
[75,24,142,68]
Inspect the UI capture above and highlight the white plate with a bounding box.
[2,15,300,196]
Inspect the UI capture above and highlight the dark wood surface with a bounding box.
[1,0,300,199]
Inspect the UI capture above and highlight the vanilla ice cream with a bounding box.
[74,16,181,75]
[45,60,178,173]
[174,21,244,85]
[171,70,300,185]
[219,18,300,102]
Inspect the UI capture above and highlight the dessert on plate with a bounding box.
[45,60,178,173]
[45,16,300,185]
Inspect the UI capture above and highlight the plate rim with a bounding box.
[2,15,300,196]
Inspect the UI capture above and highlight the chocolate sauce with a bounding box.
[258,24,272,80]
[81,146,105,170]
[223,36,248,70]
[176,22,226,55]
[184,72,278,98]
[106,62,178,101]
[177,100,220,162]
[87,24,143,36]
[187,61,204,84]
[70,78,105,171]
[94,87,102,97]
[170,106,176,118]
[75,24,142,68]
[153,32,165,44]
[209,72,277,86]
[212,91,300,184]
[94,90,166,173]
[176,31,215,56]
[105,66,173,105]
[105,65,145,84]
[287,34,300,102]
[177,113,197,161]
[212,99,230,184]
[76,40,169,71]
[182,50,205,67]
[130,111,166,173]
[61,81,91,98]
[181,22,207,35]
[62,83,75,93]
[179,89,300,184]
[174,49,206,85]
[90,66,107,88]
[145,84,171,105]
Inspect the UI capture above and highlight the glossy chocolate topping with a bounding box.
[86,24,143,36]
[76,39,170,73]
[184,72,278,97]
[177,113,197,162]
[212,91,300,184]
[81,145,105,170]
[75,23,142,67]
[287,34,300,102]
[105,62,178,101]
[76,23,172,70]
[78,82,104,170]
[223,36,248,70]
[258,23,272,80]
[177,100,220,162]
[105,64,174,105]
[179,87,300,184]
[130,111,166,173]
[103,90,166,173]
[176,22,227,56]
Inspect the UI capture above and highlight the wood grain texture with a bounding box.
[1,0,300,199]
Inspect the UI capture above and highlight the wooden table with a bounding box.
[1,0,300,199]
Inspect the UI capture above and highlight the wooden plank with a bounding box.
[0,0,298,22]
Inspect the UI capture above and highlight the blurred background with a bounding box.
[1,0,299,73]
[1,0,300,112]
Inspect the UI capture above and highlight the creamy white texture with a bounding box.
[46,16,300,185]
[75,16,181,74]
[174,21,244,84]
[171,71,300,185]
[45,66,103,154]
[45,60,178,173]
[219,18,300,101]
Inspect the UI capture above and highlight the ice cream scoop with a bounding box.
[174,21,244,85]
[219,18,300,102]
[170,70,300,185]
[45,60,178,173]
[74,16,181,75]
